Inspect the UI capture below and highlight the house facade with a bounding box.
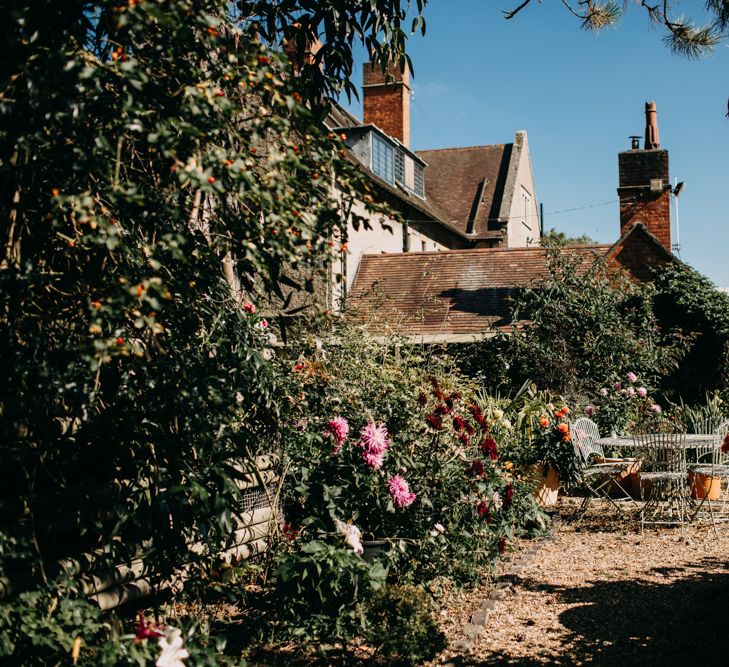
[326,61,541,302]
[347,102,679,341]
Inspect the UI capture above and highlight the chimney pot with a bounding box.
[644,100,660,149]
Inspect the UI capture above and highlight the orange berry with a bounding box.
[208,176,216,184]
[340,133,347,141]
[51,188,60,197]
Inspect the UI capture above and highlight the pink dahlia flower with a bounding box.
[359,422,390,455]
[625,387,635,398]
[388,475,416,508]
[627,372,638,383]
[650,403,662,413]
[362,449,386,470]
[637,387,647,398]
[585,405,595,416]
[324,416,349,454]
[599,388,608,397]
[613,382,622,391]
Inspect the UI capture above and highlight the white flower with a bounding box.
[262,348,273,361]
[493,409,504,420]
[430,522,446,537]
[491,492,503,511]
[501,419,512,430]
[334,519,363,555]
[156,629,189,667]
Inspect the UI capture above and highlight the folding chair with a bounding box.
[569,417,635,520]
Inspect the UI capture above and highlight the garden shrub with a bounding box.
[271,540,387,642]
[279,324,548,590]
[457,248,681,400]
[0,0,427,663]
[652,264,729,404]
[364,584,446,665]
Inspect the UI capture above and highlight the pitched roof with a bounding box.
[347,244,612,339]
[416,144,513,238]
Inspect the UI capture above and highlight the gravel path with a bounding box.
[440,500,729,666]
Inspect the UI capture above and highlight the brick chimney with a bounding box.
[363,61,411,147]
[617,101,671,249]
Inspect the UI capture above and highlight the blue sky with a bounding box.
[341,1,729,286]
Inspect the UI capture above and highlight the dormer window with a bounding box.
[394,149,405,185]
[413,163,424,198]
[372,133,393,184]
[336,125,426,199]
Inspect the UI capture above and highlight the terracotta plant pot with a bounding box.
[528,464,560,507]
[688,471,722,500]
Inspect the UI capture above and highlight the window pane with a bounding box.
[372,134,393,183]
[413,163,424,197]
[394,149,405,184]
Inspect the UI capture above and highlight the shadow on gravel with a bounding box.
[463,556,729,666]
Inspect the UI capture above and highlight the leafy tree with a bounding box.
[652,263,729,403]
[457,248,680,398]
[0,0,425,662]
[541,227,596,247]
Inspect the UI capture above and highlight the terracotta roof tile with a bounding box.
[347,245,612,335]
[416,145,512,238]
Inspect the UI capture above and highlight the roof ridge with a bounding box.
[360,245,611,259]
[416,143,509,154]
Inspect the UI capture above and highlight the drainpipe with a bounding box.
[403,220,411,252]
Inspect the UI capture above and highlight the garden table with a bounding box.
[595,434,715,451]
[595,434,721,528]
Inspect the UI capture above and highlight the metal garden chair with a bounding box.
[689,419,729,530]
[569,417,635,520]
[633,430,690,533]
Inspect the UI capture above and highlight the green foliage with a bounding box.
[652,263,729,404]
[540,227,596,247]
[364,584,446,665]
[583,373,664,436]
[0,0,427,663]
[458,248,680,399]
[239,0,429,107]
[0,587,101,662]
[669,393,728,433]
[279,324,546,589]
[271,539,386,642]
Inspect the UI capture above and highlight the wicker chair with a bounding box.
[633,431,690,533]
[569,417,635,519]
